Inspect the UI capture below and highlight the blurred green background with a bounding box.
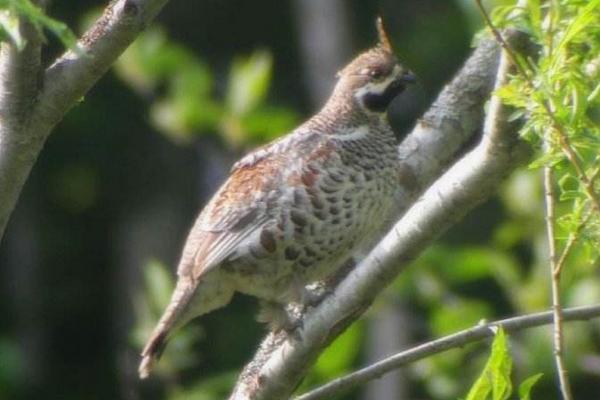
[1,1,599,399]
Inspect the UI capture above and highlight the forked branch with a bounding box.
[0,0,171,239]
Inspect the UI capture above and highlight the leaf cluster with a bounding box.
[494,0,600,257]
[114,26,298,149]
[392,162,600,399]
[464,328,542,400]
[0,0,78,51]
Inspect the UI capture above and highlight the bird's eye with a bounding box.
[368,68,384,79]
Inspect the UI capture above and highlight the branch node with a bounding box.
[123,0,140,17]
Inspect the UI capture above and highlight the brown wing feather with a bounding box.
[177,130,332,280]
[177,151,284,280]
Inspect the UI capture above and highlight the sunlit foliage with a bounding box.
[0,0,77,50]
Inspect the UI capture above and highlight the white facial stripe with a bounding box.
[329,125,369,141]
[354,65,402,99]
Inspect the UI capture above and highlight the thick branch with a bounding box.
[228,37,524,400]
[393,38,501,212]
[0,9,42,128]
[0,0,170,239]
[297,304,600,400]
[296,41,530,400]
[0,5,43,237]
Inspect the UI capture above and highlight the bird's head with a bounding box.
[334,18,416,114]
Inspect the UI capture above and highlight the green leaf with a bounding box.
[150,95,222,141]
[526,0,541,39]
[588,81,600,103]
[0,8,25,49]
[171,63,214,100]
[495,84,529,109]
[555,0,600,55]
[2,0,80,52]
[115,27,172,90]
[239,106,298,142]
[528,151,565,169]
[559,190,582,201]
[569,82,588,124]
[465,328,513,400]
[116,27,212,93]
[226,50,273,116]
[518,373,543,400]
[558,173,581,201]
[490,5,520,29]
[118,27,225,139]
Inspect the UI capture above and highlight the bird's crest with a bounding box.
[336,17,394,79]
[376,17,393,53]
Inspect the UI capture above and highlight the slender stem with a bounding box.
[295,305,600,400]
[544,164,573,400]
[588,162,600,187]
[555,210,592,276]
[545,0,557,57]
[474,0,532,80]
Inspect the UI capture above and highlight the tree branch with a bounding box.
[296,304,600,400]
[0,3,43,127]
[0,0,170,240]
[0,2,43,237]
[227,35,532,400]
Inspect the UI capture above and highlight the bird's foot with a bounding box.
[302,283,333,308]
[257,301,304,340]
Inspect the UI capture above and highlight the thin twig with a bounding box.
[475,0,600,215]
[555,210,592,276]
[544,164,574,400]
[474,0,532,80]
[545,0,558,57]
[295,304,600,400]
[588,162,600,187]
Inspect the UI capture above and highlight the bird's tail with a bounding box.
[138,277,196,379]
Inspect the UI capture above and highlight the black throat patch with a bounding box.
[362,80,406,112]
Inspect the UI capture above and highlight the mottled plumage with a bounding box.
[139,19,415,378]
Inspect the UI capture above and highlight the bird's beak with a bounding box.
[399,70,416,84]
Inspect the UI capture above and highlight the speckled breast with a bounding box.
[225,125,399,302]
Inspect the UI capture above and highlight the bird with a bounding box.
[139,18,416,379]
